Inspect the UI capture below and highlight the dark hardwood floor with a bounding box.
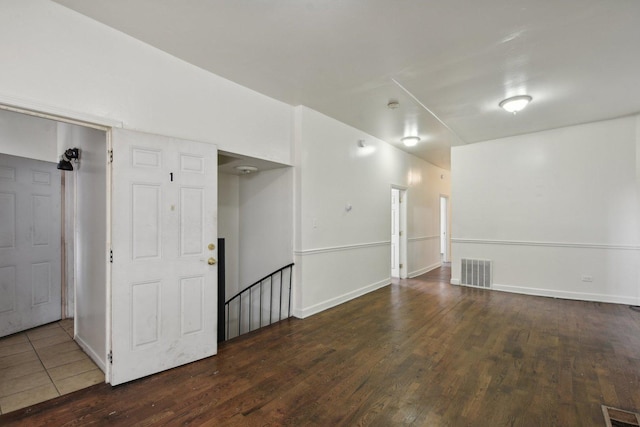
[2,266,639,426]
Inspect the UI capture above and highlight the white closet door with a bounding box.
[0,154,61,337]
[110,129,218,386]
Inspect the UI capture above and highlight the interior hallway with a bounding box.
[0,319,103,414]
[1,265,639,425]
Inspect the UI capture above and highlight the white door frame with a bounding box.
[439,194,449,263]
[391,185,408,279]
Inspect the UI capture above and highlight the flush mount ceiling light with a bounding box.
[401,136,420,147]
[499,95,532,114]
[235,165,258,174]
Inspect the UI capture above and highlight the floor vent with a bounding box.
[602,405,640,427]
[461,259,492,288]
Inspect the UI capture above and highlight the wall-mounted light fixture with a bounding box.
[499,95,532,114]
[401,136,420,147]
[56,148,80,171]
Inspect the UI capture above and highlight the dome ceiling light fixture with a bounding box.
[235,165,258,174]
[401,136,421,147]
[499,95,532,114]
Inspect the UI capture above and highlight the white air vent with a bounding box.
[461,259,492,288]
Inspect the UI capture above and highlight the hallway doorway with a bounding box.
[440,195,449,263]
[0,106,108,412]
[391,187,407,279]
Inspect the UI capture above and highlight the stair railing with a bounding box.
[224,263,294,340]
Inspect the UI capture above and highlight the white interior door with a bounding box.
[110,129,218,386]
[0,154,61,337]
[391,188,400,278]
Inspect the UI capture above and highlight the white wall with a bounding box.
[451,115,640,305]
[58,122,108,371]
[218,168,294,301]
[294,106,450,318]
[218,172,240,299]
[239,167,294,287]
[0,0,292,165]
[0,109,57,162]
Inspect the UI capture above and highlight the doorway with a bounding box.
[1,103,221,393]
[440,195,448,263]
[391,187,407,279]
[0,106,109,412]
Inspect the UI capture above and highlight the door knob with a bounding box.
[208,243,215,250]
[208,257,217,265]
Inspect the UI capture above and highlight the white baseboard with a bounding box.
[293,278,390,319]
[75,334,107,374]
[450,278,461,285]
[409,262,442,278]
[491,283,638,305]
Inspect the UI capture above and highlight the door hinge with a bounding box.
[399,263,404,269]
[108,149,113,163]
[399,231,403,236]
[108,351,113,364]
[110,249,113,263]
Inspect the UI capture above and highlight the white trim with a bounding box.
[492,283,640,306]
[105,129,113,383]
[450,278,461,285]
[390,183,408,191]
[75,334,108,376]
[451,238,640,251]
[408,235,439,242]
[0,95,123,130]
[295,240,390,256]
[293,278,390,319]
[409,262,441,278]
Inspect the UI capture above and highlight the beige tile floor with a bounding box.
[0,319,104,414]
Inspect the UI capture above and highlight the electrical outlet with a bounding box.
[581,275,593,282]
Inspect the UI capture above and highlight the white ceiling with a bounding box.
[54,0,640,170]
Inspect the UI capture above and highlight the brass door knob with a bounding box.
[208,243,215,250]
[207,257,217,265]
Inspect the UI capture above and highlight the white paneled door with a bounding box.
[0,154,61,337]
[110,129,218,386]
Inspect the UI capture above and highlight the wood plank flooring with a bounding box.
[1,266,639,426]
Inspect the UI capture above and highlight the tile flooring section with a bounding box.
[0,319,104,414]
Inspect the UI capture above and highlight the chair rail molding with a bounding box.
[294,240,391,256]
[451,238,640,251]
